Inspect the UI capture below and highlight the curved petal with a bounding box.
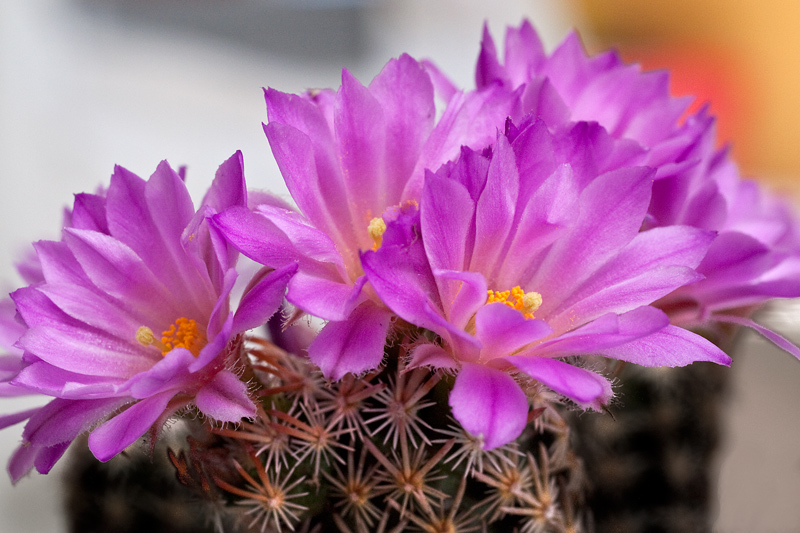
[12,362,124,399]
[124,348,194,399]
[528,307,669,358]
[287,271,367,322]
[361,221,441,331]
[474,303,552,361]
[598,324,732,367]
[505,356,612,409]
[470,135,520,277]
[407,343,458,370]
[21,397,129,449]
[9,440,70,482]
[233,263,297,334]
[211,205,300,268]
[307,302,393,379]
[88,391,175,462]
[532,165,655,314]
[434,269,488,331]
[713,314,800,361]
[547,226,714,328]
[194,370,256,422]
[449,363,529,450]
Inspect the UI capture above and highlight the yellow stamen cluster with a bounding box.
[136,317,206,357]
[368,217,387,251]
[486,286,543,319]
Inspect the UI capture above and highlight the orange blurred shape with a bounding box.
[620,45,746,150]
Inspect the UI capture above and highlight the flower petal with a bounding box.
[598,324,732,367]
[124,348,195,399]
[528,307,669,358]
[474,303,552,361]
[547,226,714,329]
[307,302,393,379]
[22,397,129,449]
[407,343,458,370]
[531,165,655,313]
[505,356,612,409]
[449,363,528,450]
[12,362,124,399]
[200,150,247,212]
[194,370,255,422]
[233,263,297,334]
[287,271,368,322]
[88,391,174,462]
[713,314,800,361]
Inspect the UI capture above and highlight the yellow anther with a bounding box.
[486,286,542,319]
[136,318,206,357]
[368,217,387,251]
[136,326,168,352]
[521,291,543,316]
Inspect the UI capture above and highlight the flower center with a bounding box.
[136,317,206,357]
[486,286,542,319]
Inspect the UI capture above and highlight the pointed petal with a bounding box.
[233,263,297,334]
[504,20,546,85]
[548,226,714,328]
[63,228,182,323]
[598,324,732,366]
[71,193,108,233]
[22,397,129,449]
[529,307,669,357]
[532,166,655,313]
[264,114,353,249]
[201,150,247,212]
[367,54,435,204]
[475,22,506,88]
[0,408,38,431]
[421,170,474,274]
[88,391,174,462]
[13,362,124,398]
[505,356,612,409]
[713,314,800,361]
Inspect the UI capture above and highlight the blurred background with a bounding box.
[1,0,799,531]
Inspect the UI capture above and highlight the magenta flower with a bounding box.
[471,20,688,148]
[214,54,516,379]
[645,112,800,337]
[469,21,800,355]
[362,119,731,449]
[0,152,295,480]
